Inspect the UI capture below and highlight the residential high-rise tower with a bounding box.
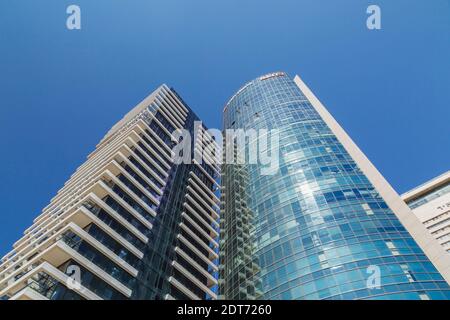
[0,85,220,300]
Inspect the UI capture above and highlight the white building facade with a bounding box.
[403,171,450,255]
[0,85,220,300]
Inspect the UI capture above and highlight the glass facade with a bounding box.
[219,72,450,300]
[132,103,220,299]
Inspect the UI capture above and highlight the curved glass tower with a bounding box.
[219,72,450,300]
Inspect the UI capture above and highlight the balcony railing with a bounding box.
[22,272,60,300]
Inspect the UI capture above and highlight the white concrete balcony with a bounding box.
[0,221,137,297]
[179,223,219,262]
[177,234,218,271]
[174,247,217,287]
[168,276,200,300]
[171,261,217,299]
[0,261,101,300]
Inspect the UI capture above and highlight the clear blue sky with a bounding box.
[0,0,449,257]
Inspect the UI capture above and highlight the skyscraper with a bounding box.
[219,72,450,300]
[402,171,450,255]
[0,85,220,300]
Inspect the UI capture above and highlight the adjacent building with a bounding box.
[402,171,450,255]
[219,72,450,300]
[0,85,220,300]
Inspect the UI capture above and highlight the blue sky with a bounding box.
[0,0,449,257]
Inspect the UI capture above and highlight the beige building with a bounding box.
[402,171,450,255]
